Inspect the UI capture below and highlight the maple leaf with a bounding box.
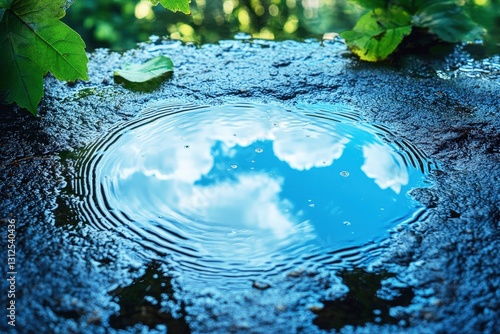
[0,0,88,115]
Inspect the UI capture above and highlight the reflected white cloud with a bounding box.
[112,168,313,260]
[114,107,350,187]
[116,134,214,183]
[273,127,349,171]
[177,173,295,239]
[361,143,409,194]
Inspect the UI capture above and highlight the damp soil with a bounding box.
[1,39,499,333]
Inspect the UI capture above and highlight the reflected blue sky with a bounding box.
[92,104,427,269]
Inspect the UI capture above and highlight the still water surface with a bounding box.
[74,103,436,286]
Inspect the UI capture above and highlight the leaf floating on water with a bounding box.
[114,56,174,83]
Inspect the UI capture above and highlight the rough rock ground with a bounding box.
[0,38,499,333]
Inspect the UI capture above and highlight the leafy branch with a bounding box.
[0,0,190,116]
[341,0,483,61]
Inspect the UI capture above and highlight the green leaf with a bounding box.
[150,0,191,14]
[0,0,13,9]
[341,7,412,61]
[114,56,174,83]
[412,1,482,43]
[10,0,88,81]
[0,16,45,114]
[0,0,88,115]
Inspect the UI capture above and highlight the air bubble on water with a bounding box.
[251,160,255,163]
[309,204,315,208]
[340,171,349,177]
[255,148,263,153]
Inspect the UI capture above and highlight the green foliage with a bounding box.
[153,0,191,14]
[114,56,174,83]
[63,0,361,51]
[0,0,190,116]
[464,0,500,55]
[342,0,483,61]
[411,1,482,43]
[0,0,88,115]
[341,7,412,62]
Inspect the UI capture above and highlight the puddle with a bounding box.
[71,102,436,288]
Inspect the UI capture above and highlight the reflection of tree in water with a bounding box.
[64,0,361,50]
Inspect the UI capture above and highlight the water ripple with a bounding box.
[73,102,437,288]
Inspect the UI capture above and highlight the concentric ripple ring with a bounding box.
[73,102,437,287]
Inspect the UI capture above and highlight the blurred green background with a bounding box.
[63,0,500,53]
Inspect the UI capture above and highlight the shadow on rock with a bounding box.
[312,269,414,330]
[109,262,190,333]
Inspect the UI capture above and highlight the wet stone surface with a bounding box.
[0,38,499,333]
